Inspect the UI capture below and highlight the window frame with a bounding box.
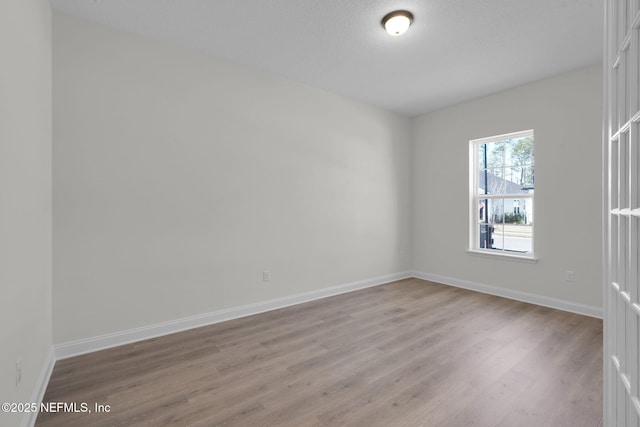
[468,129,537,261]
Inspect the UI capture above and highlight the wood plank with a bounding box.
[35,278,603,427]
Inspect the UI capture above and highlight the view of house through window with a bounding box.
[471,130,534,256]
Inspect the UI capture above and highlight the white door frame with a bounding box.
[604,1,640,426]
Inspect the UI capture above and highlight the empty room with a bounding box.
[3,0,638,426]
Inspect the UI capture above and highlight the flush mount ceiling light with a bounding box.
[381,10,413,36]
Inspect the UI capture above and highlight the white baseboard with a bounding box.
[55,271,412,360]
[22,346,55,427]
[54,269,602,361]
[412,271,603,319]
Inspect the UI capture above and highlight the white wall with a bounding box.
[412,64,603,308]
[53,13,412,344]
[0,1,53,426]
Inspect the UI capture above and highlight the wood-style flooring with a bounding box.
[36,278,603,426]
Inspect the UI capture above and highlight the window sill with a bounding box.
[466,249,538,263]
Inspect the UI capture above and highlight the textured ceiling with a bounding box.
[49,0,603,117]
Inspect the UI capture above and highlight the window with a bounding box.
[470,130,534,258]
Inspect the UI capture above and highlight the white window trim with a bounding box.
[468,129,536,260]
[466,249,538,263]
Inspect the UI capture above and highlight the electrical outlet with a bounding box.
[16,358,22,387]
[565,270,575,282]
[263,270,271,283]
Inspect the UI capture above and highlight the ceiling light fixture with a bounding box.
[381,10,413,36]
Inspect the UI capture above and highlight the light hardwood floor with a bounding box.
[36,278,603,426]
